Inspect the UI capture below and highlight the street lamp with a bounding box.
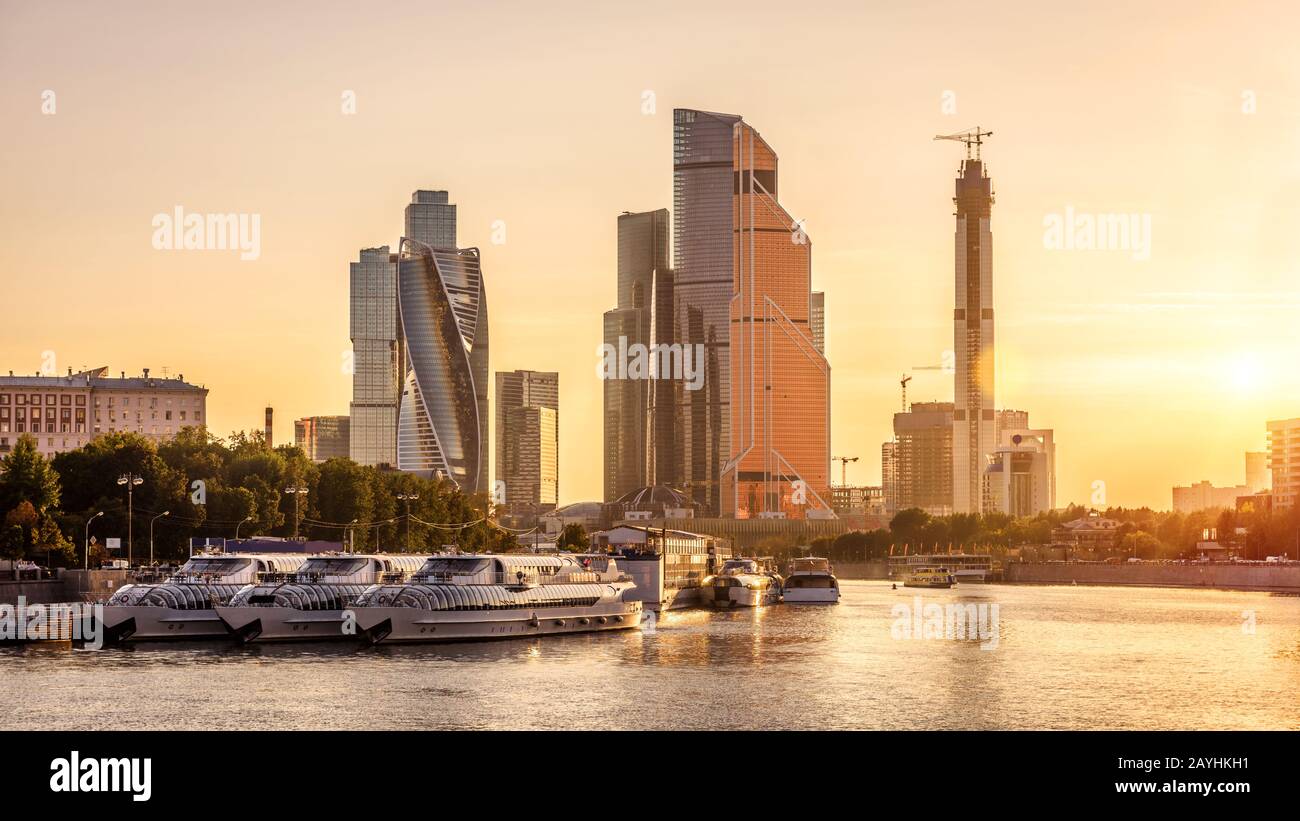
[117,473,144,566]
[397,493,420,552]
[235,515,254,541]
[84,511,105,570]
[346,518,359,553]
[283,486,308,539]
[149,511,170,566]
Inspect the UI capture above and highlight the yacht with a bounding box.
[782,556,840,603]
[902,565,956,589]
[215,554,430,642]
[705,558,783,608]
[889,553,992,583]
[101,552,309,641]
[349,553,642,644]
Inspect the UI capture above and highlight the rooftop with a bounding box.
[0,366,206,392]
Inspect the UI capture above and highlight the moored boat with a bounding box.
[705,558,782,608]
[215,554,430,642]
[349,553,642,644]
[783,556,840,603]
[101,552,309,642]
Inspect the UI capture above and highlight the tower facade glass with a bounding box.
[349,246,399,467]
[396,239,489,492]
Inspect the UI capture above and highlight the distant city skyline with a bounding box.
[4,2,1298,509]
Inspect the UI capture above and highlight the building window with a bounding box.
[45,394,55,405]
[75,395,85,406]
[60,395,71,406]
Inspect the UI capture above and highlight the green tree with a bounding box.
[0,434,61,514]
[557,523,589,551]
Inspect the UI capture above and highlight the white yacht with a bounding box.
[782,556,840,603]
[101,552,309,641]
[215,554,430,643]
[349,553,642,644]
[705,558,782,608]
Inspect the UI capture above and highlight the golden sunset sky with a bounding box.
[2,0,1298,509]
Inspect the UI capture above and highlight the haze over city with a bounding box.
[3,0,1298,509]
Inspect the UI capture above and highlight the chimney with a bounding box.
[120,371,125,379]
[265,406,274,447]
[143,367,150,379]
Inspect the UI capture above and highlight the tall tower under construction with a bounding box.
[944,131,995,514]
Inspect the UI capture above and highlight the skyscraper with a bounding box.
[349,246,400,467]
[405,190,457,247]
[602,209,678,501]
[895,401,955,516]
[950,155,996,514]
[396,239,489,492]
[1267,418,1300,510]
[674,109,737,514]
[706,112,831,519]
[496,369,558,507]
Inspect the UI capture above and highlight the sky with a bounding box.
[2,0,1298,510]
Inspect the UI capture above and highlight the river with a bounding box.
[4,581,1299,730]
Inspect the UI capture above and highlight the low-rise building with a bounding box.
[0,367,207,459]
[294,415,351,462]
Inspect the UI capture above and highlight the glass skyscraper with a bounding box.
[496,369,559,507]
[396,239,489,492]
[713,113,832,519]
[349,246,399,467]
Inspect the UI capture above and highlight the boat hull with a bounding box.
[215,606,355,643]
[903,581,953,589]
[783,587,840,603]
[709,586,780,608]
[353,600,643,645]
[100,607,230,642]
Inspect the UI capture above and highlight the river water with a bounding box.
[4,581,1299,730]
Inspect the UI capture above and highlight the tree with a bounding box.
[0,434,61,514]
[557,523,589,551]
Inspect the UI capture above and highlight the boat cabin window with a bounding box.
[792,558,830,572]
[722,559,759,574]
[300,558,367,576]
[418,558,492,576]
[181,558,251,575]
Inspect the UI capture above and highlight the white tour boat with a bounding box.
[705,558,783,608]
[902,565,956,589]
[349,553,642,644]
[101,552,309,641]
[782,556,840,603]
[215,554,430,642]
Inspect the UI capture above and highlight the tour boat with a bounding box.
[349,553,642,644]
[902,565,956,589]
[782,556,840,603]
[215,553,429,643]
[705,558,783,608]
[101,552,309,641]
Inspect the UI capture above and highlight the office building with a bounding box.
[348,245,400,467]
[810,291,825,355]
[295,415,350,462]
[1172,480,1251,514]
[396,238,489,492]
[496,369,559,507]
[881,441,899,513]
[603,209,679,500]
[984,428,1055,517]
[705,111,832,519]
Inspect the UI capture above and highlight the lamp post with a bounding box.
[84,511,104,570]
[397,493,419,552]
[235,515,254,542]
[117,473,144,566]
[284,486,308,539]
[149,511,170,566]
[346,518,359,553]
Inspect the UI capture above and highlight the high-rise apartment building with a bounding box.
[894,401,954,516]
[881,441,899,513]
[698,112,831,519]
[496,369,558,507]
[295,415,350,462]
[950,156,996,514]
[1266,418,1299,509]
[349,246,400,467]
[1172,480,1250,514]
[602,209,678,501]
[0,367,207,459]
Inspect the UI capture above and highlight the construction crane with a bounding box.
[833,456,859,488]
[933,127,993,160]
[899,374,912,413]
